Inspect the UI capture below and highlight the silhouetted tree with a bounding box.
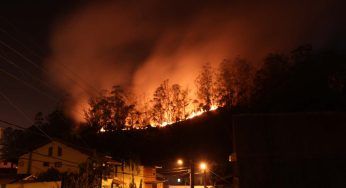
[85,86,134,131]
[231,57,254,106]
[215,59,234,108]
[85,92,113,131]
[138,100,152,127]
[171,84,190,121]
[251,53,290,109]
[152,80,172,125]
[0,127,26,162]
[1,109,75,162]
[109,86,133,130]
[196,62,215,110]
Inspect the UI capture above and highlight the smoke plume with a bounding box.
[46,0,344,121]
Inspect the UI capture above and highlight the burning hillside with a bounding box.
[45,0,337,127]
[86,60,252,131]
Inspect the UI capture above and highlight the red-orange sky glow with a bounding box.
[45,0,339,122]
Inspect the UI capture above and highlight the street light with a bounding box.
[199,162,207,188]
[177,159,184,166]
[176,159,193,188]
[199,162,207,171]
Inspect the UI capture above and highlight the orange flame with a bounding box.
[152,104,220,127]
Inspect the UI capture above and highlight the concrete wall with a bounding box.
[143,167,156,183]
[233,113,346,188]
[102,162,144,188]
[102,164,164,188]
[5,181,61,188]
[168,186,213,188]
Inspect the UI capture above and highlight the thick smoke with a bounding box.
[46,0,343,121]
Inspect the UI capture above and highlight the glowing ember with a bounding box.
[187,110,205,120]
[210,105,218,111]
[161,122,169,127]
[100,127,106,132]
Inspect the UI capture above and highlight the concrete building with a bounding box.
[102,162,164,188]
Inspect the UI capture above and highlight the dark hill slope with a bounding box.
[87,108,233,164]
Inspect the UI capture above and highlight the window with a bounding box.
[48,147,53,156]
[18,161,24,167]
[55,162,62,168]
[58,146,62,156]
[43,162,49,167]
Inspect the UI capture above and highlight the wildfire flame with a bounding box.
[100,127,106,132]
[151,104,219,127]
[99,106,220,132]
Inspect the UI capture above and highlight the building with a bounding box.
[17,139,95,175]
[159,164,214,188]
[0,162,16,169]
[14,138,163,188]
[143,166,164,188]
[232,112,346,188]
[163,173,212,188]
[102,161,164,188]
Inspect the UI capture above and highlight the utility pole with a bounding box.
[190,159,194,188]
[27,151,32,174]
[122,161,125,188]
[203,169,207,188]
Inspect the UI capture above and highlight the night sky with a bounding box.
[0,1,76,126]
[0,0,345,127]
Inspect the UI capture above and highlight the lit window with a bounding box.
[58,147,62,156]
[48,147,53,156]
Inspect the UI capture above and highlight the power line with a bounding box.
[0,16,46,55]
[0,90,32,124]
[19,157,79,168]
[1,144,81,167]
[0,19,101,95]
[0,53,58,92]
[0,24,102,123]
[0,122,51,140]
[31,151,81,166]
[0,40,45,74]
[0,68,58,101]
[0,37,99,97]
[0,23,97,150]
[209,170,231,184]
[0,119,27,130]
[0,90,53,140]
[0,27,44,59]
[0,53,86,124]
[0,125,92,167]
